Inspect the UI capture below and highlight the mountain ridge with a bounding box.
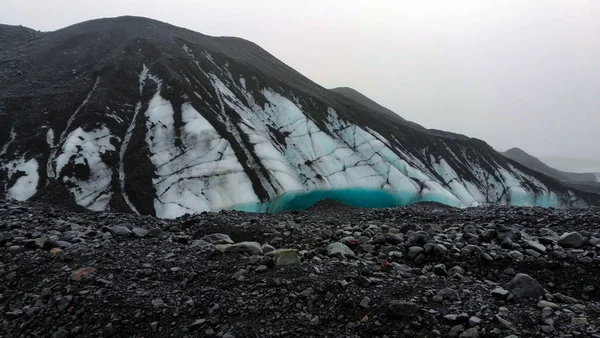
[502,147,598,183]
[1,16,599,217]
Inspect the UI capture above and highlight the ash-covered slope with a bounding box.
[502,148,598,183]
[1,16,599,218]
[502,148,600,195]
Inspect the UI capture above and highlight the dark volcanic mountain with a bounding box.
[1,16,599,217]
[502,148,600,194]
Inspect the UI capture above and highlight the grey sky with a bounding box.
[2,0,599,161]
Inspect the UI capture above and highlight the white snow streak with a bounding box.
[0,127,16,157]
[47,78,100,180]
[118,65,151,215]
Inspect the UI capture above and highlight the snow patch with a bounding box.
[46,128,54,150]
[55,126,115,211]
[3,157,39,201]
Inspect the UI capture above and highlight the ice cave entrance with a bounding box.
[229,188,463,213]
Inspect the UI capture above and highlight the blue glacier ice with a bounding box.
[228,188,464,213]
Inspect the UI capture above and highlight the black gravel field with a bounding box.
[1,199,600,338]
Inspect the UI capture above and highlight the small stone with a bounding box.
[217,241,263,255]
[147,228,164,238]
[360,296,371,308]
[69,267,96,282]
[429,330,442,337]
[132,227,148,237]
[189,318,206,330]
[261,243,276,253]
[571,317,588,325]
[274,249,300,266]
[5,309,24,318]
[449,265,465,276]
[356,275,371,288]
[56,241,72,248]
[558,232,584,248]
[407,246,424,260]
[57,295,72,312]
[541,325,554,333]
[449,324,464,337]
[310,316,320,326]
[327,242,356,258]
[50,247,64,255]
[150,322,158,332]
[51,328,69,338]
[433,263,448,276]
[201,233,234,244]
[8,245,25,253]
[537,300,558,309]
[152,298,166,308]
[525,240,546,253]
[459,328,480,338]
[190,240,213,248]
[508,250,524,260]
[541,307,554,318]
[255,265,268,272]
[491,287,510,299]
[110,225,132,237]
[494,315,513,329]
[469,316,482,326]
[434,287,460,302]
[104,322,116,336]
[36,236,57,250]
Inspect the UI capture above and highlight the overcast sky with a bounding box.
[2,0,599,161]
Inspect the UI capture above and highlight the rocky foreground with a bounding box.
[1,200,600,338]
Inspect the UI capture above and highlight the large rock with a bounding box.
[525,240,546,253]
[273,249,300,266]
[507,273,545,299]
[110,225,132,237]
[406,231,431,246]
[327,242,356,258]
[132,227,148,238]
[216,241,263,255]
[558,232,584,248]
[201,233,234,244]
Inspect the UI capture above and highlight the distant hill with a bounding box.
[538,156,600,174]
[0,24,43,51]
[502,148,600,194]
[502,148,597,182]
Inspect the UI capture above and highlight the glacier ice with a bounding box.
[54,126,116,211]
[3,157,39,201]
[144,74,260,219]
[132,56,572,217]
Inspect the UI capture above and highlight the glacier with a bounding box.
[130,54,577,218]
[1,17,598,217]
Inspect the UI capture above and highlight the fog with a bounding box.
[2,0,599,164]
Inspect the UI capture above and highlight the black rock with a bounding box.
[507,273,545,299]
